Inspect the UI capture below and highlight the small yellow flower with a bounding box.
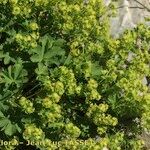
[10,0,18,4]
[99,104,108,112]
[51,93,60,103]
[29,22,38,30]
[26,35,32,41]
[26,107,35,114]
[15,34,23,40]
[42,97,52,108]
[71,49,80,57]
[31,32,39,39]
[112,117,118,126]
[12,6,20,15]
[31,42,37,48]
[74,5,80,12]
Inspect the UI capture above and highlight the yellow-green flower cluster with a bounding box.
[15,32,39,49]
[108,39,120,54]
[53,0,109,58]
[23,124,44,141]
[121,30,137,47]
[94,114,118,127]
[48,93,61,103]
[108,132,124,150]
[29,22,39,31]
[97,126,107,135]
[117,74,148,102]
[132,60,149,75]
[87,78,98,90]
[87,41,104,55]
[85,78,101,102]
[38,102,62,124]
[45,81,64,98]
[129,139,145,150]
[19,97,35,114]
[106,59,117,71]
[35,0,49,7]
[10,0,18,5]
[70,40,81,57]
[0,0,8,4]
[87,103,118,134]
[74,59,92,78]
[11,3,32,17]
[65,123,81,138]
[53,81,64,95]
[42,97,52,108]
[57,66,78,95]
[86,103,108,117]
[43,66,78,96]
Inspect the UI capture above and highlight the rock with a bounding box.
[108,0,150,37]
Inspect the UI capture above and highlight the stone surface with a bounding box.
[107,0,150,37]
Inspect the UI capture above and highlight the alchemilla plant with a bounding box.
[0,0,150,149]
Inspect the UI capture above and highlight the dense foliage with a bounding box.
[0,0,150,149]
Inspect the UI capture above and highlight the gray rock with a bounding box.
[142,76,148,85]
[107,0,150,37]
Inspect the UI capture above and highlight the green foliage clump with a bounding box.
[0,0,150,149]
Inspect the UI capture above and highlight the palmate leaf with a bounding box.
[30,35,66,66]
[0,118,9,128]
[0,102,9,112]
[0,51,4,57]
[0,112,21,136]
[4,122,17,136]
[30,46,43,62]
[0,52,12,65]
[4,54,11,65]
[0,62,28,87]
[35,63,48,76]
[0,120,21,136]
[91,61,103,78]
[0,111,5,118]
[0,113,10,133]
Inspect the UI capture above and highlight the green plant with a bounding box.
[0,0,150,150]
